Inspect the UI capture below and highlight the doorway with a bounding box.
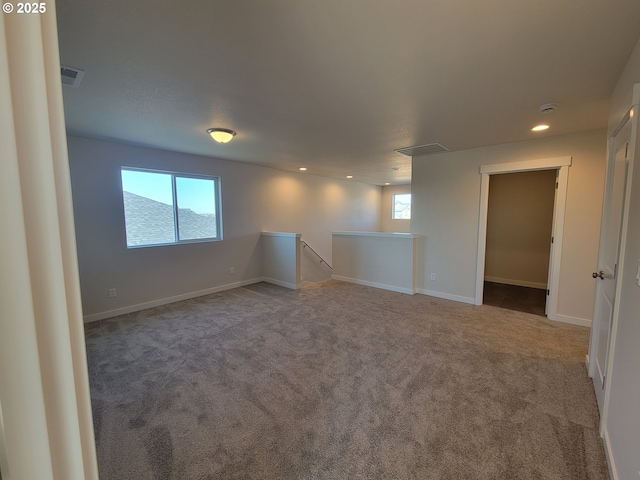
[482,170,557,315]
[475,156,572,323]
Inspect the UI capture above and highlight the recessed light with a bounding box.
[531,124,549,132]
[299,167,307,171]
[346,175,353,179]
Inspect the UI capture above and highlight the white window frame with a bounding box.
[392,193,412,220]
[121,167,223,248]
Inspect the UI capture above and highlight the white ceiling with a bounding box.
[56,0,640,185]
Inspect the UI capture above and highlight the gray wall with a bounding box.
[68,136,381,318]
[411,129,607,323]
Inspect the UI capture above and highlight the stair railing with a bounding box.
[300,240,332,270]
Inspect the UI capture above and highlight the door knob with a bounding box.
[592,271,605,279]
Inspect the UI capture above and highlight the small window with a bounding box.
[392,193,411,219]
[121,168,221,248]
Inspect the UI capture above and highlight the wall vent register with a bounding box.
[60,65,84,88]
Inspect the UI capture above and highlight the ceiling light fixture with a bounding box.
[346,175,353,179]
[531,124,549,132]
[299,167,307,171]
[207,128,236,144]
[384,182,390,185]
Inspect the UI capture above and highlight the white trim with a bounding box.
[600,100,639,432]
[588,131,618,381]
[261,231,301,238]
[475,173,490,305]
[479,156,572,174]
[610,109,632,139]
[475,157,571,319]
[585,354,590,373]
[632,82,640,112]
[332,231,417,239]
[262,277,298,290]
[0,403,6,475]
[83,278,264,322]
[547,165,569,317]
[602,426,619,480]
[416,289,476,305]
[332,275,415,295]
[547,312,591,328]
[483,276,547,290]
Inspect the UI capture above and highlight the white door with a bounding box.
[545,169,560,317]
[590,119,631,412]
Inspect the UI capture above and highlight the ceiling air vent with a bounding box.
[539,103,558,113]
[394,143,449,157]
[60,66,85,88]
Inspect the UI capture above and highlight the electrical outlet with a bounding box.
[108,288,117,298]
[229,267,235,275]
[430,273,436,281]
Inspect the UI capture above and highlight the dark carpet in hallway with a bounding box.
[483,281,548,316]
[85,280,608,480]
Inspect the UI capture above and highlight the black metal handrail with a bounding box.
[300,240,332,270]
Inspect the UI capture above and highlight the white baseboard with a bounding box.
[331,275,415,295]
[484,276,547,290]
[547,312,591,327]
[585,354,590,373]
[415,289,476,305]
[262,277,298,290]
[83,277,264,323]
[602,426,618,480]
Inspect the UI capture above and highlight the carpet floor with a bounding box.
[85,280,609,480]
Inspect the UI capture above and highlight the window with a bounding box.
[120,168,221,247]
[392,193,411,219]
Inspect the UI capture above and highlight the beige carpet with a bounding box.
[85,280,609,480]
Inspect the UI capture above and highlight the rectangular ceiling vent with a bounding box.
[394,143,449,157]
[60,65,85,88]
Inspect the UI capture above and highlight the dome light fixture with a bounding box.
[207,128,236,144]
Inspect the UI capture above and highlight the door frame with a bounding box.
[590,92,639,433]
[588,110,632,406]
[474,156,572,324]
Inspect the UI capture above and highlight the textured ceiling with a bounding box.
[56,0,640,185]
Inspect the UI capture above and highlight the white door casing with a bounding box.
[544,169,566,318]
[475,157,572,323]
[588,107,635,418]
